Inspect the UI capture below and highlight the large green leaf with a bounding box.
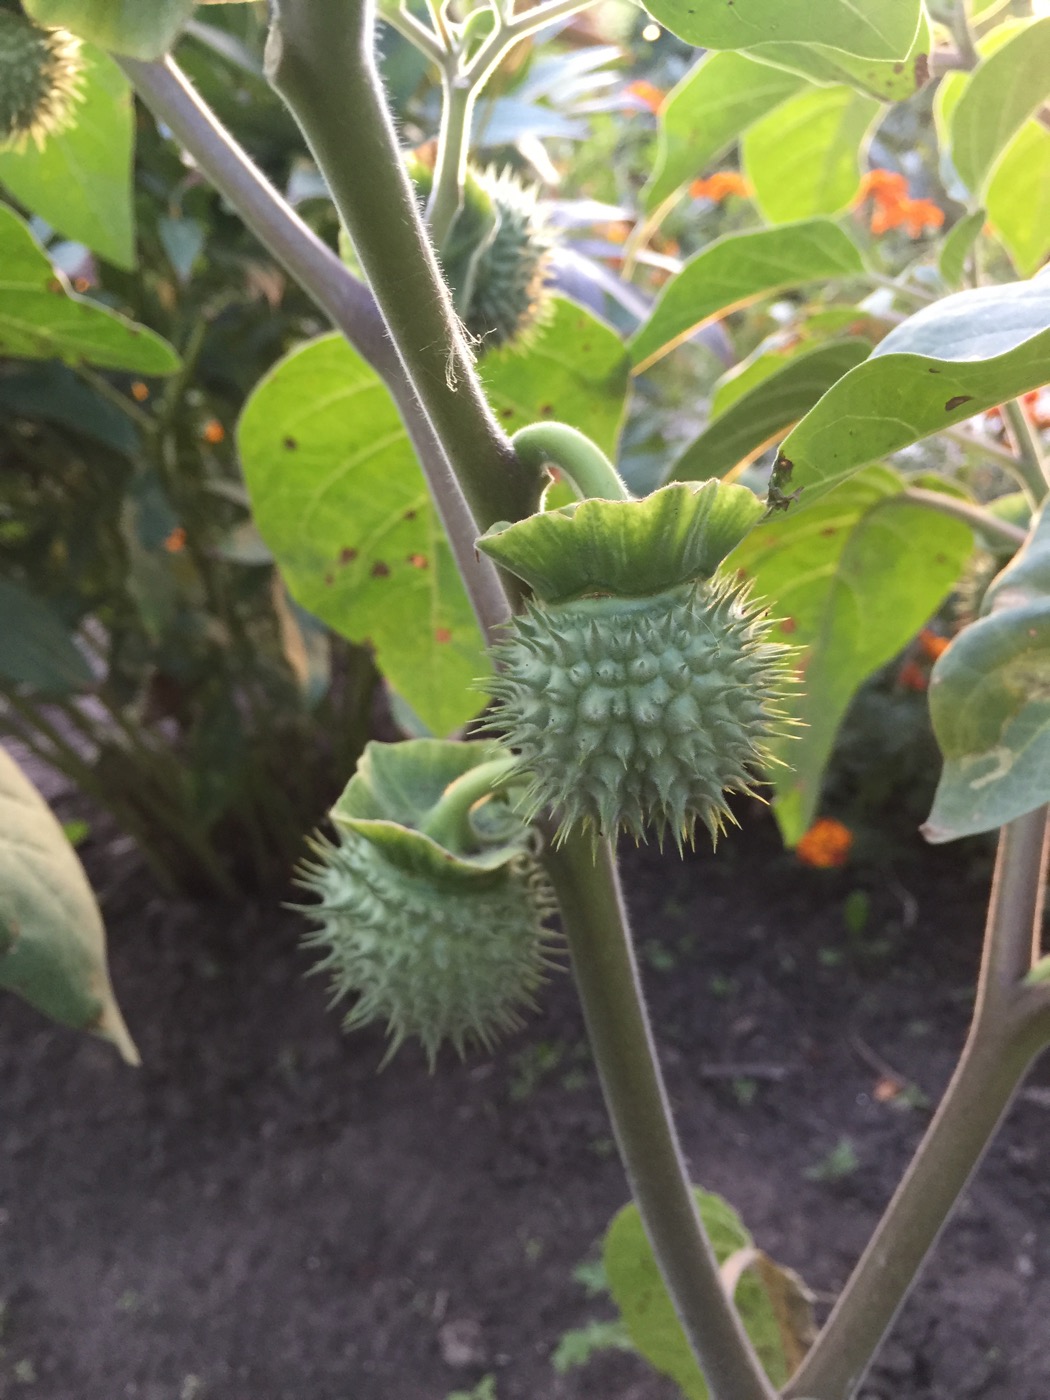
[748,9,932,102]
[479,297,629,458]
[0,45,134,268]
[742,85,882,224]
[23,0,194,58]
[604,1188,814,1398]
[642,53,806,214]
[729,467,973,843]
[0,745,138,1063]
[670,339,872,483]
[948,17,1050,195]
[986,123,1050,278]
[0,203,178,371]
[924,503,1050,842]
[630,220,865,374]
[638,0,922,61]
[938,209,986,288]
[0,578,93,694]
[777,278,1050,507]
[238,334,482,736]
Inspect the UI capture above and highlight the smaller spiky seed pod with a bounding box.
[463,168,552,349]
[0,12,83,151]
[298,832,557,1066]
[487,575,792,848]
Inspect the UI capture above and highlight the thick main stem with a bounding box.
[784,809,1050,1400]
[120,55,512,646]
[544,836,776,1400]
[266,0,542,534]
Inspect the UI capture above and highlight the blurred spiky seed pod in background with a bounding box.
[295,741,559,1066]
[0,8,83,151]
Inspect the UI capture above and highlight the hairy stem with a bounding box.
[120,54,512,646]
[512,421,632,501]
[1003,399,1050,506]
[419,756,518,848]
[784,809,1050,1400]
[428,75,475,248]
[899,487,1027,549]
[544,835,776,1400]
[265,0,542,534]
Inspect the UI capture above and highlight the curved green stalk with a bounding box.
[784,808,1050,1400]
[899,487,1028,549]
[512,422,632,502]
[543,834,776,1400]
[420,756,518,849]
[1003,399,1050,506]
[265,0,542,535]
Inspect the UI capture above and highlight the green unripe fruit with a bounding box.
[487,576,790,847]
[0,11,82,151]
[478,469,795,848]
[296,740,557,1065]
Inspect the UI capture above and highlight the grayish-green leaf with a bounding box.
[742,85,882,224]
[0,578,93,694]
[638,0,922,61]
[0,203,178,372]
[949,17,1050,194]
[670,339,872,483]
[0,745,138,1062]
[630,220,865,373]
[778,278,1050,506]
[642,52,806,214]
[0,45,134,268]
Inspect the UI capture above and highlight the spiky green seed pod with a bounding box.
[297,740,557,1066]
[479,473,795,848]
[0,11,82,151]
[408,158,553,350]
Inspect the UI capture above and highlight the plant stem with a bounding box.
[1002,400,1050,505]
[265,0,543,535]
[419,755,518,848]
[120,55,512,646]
[784,808,1050,1400]
[543,834,776,1400]
[512,421,632,501]
[944,423,1025,469]
[899,487,1027,549]
[428,74,475,248]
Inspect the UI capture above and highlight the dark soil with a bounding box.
[3,801,1050,1400]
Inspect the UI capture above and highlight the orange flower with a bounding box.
[918,628,950,661]
[898,659,929,692]
[626,79,664,114]
[164,526,187,554]
[796,818,853,869]
[857,168,944,239]
[689,171,752,203]
[201,418,225,445]
[131,381,150,402]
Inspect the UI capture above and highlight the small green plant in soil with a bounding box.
[4,1,1050,1399]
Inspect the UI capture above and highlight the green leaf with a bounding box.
[777,278,1050,507]
[0,363,138,454]
[638,0,922,61]
[0,745,138,1063]
[924,503,1050,842]
[478,480,764,603]
[603,1188,814,1398]
[937,209,986,287]
[630,220,865,374]
[0,45,134,268]
[23,0,194,58]
[747,10,933,102]
[0,203,178,371]
[985,122,1050,278]
[948,17,1050,194]
[480,297,629,459]
[742,85,882,224]
[670,339,872,483]
[642,52,807,214]
[728,467,973,842]
[0,578,93,694]
[237,334,484,736]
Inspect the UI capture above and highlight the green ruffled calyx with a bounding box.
[296,740,557,1066]
[0,10,82,151]
[479,481,795,848]
[409,158,554,350]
